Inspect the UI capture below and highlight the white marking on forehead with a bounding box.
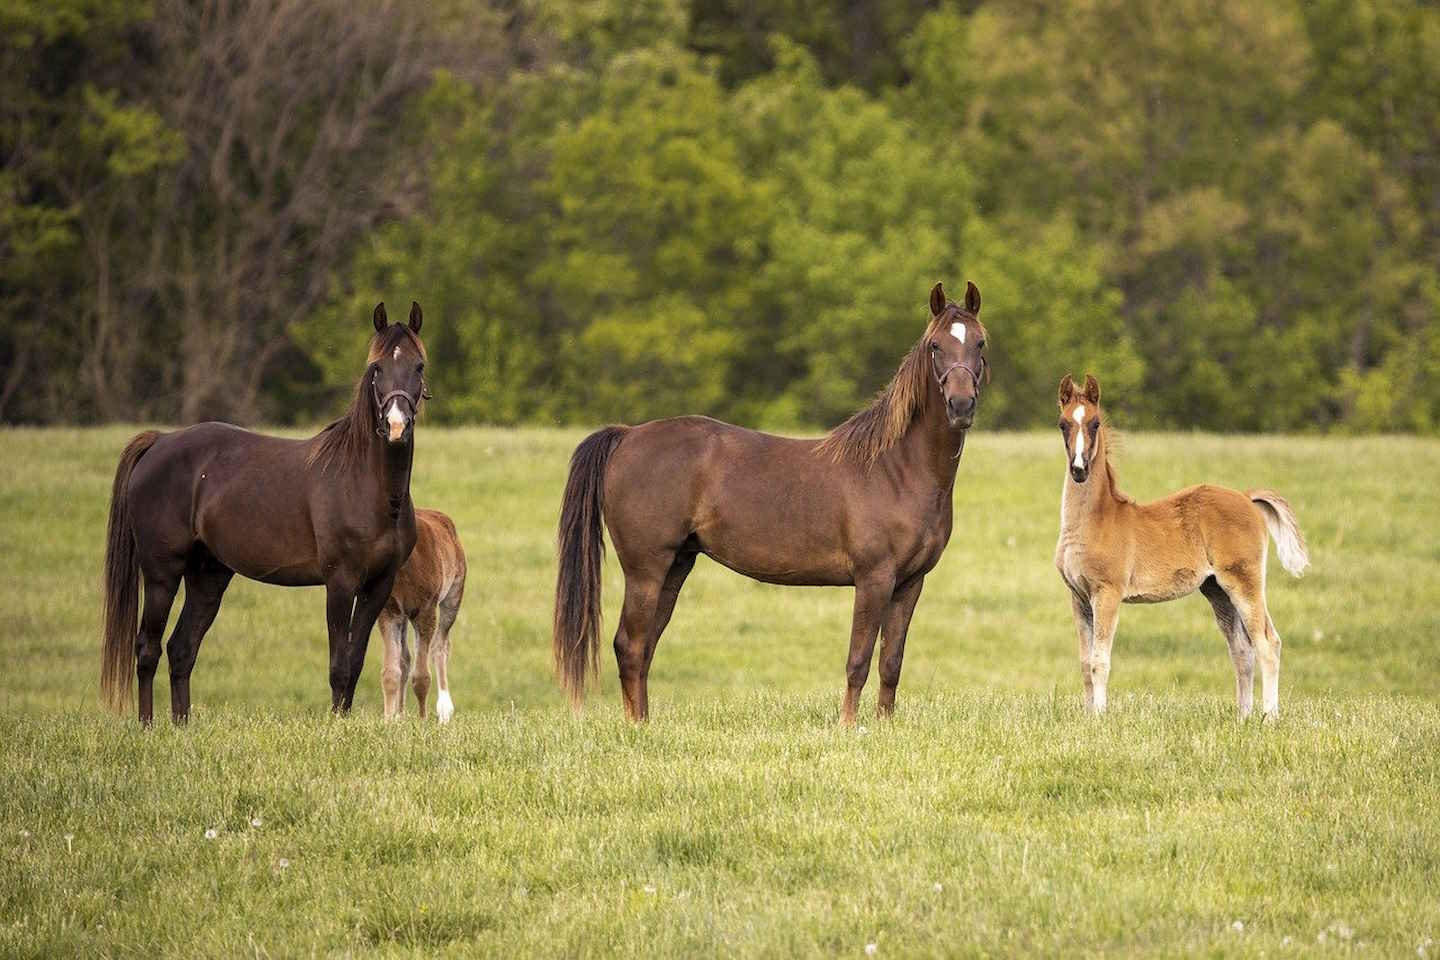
[1072,405,1086,467]
[949,322,967,344]
[393,345,402,360]
[1073,406,1086,423]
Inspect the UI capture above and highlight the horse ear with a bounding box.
[1058,374,1076,406]
[409,301,423,333]
[373,302,388,332]
[930,282,947,317]
[964,281,981,314]
[1083,374,1101,405]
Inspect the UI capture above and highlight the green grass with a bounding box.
[2,426,1439,957]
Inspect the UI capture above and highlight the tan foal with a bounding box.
[1053,375,1309,719]
[378,508,466,722]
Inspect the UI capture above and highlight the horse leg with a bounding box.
[645,549,696,670]
[136,567,183,727]
[876,575,925,718]
[1069,591,1096,710]
[840,574,895,726]
[325,579,357,713]
[615,569,665,722]
[166,559,233,724]
[1201,577,1254,718]
[378,607,405,720]
[340,571,398,712]
[397,618,411,716]
[1217,566,1279,718]
[1087,587,1121,713]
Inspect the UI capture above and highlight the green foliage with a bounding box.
[6,0,1440,432]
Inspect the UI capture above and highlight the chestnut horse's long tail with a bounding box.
[1248,489,1310,577]
[553,425,629,707]
[101,430,161,713]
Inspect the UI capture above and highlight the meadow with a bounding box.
[2,426,1439,957]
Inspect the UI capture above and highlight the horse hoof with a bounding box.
[436,690,454,724]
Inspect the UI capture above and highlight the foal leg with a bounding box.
[429,584,462,724]
[166,560,234,724]
[1217,567,1280,719]
[378,607,405,720]
[1087,587,1122,714]
[1201,578,1253,718]
[412,607,448,722]
[1069,591,1096,710]
[876,575,925,718]
[136,567,183,727]
[411,617,432,719]
[840,573,895,726]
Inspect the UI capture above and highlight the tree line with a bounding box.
[3,0,1437,431]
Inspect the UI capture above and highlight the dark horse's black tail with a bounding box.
[553,425,629,708]
[101,431,160,714]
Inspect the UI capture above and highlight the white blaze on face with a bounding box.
[386,399,407,441]
[950,321,967,344]
[1072,406,1086,468]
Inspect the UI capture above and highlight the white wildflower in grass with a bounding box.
[250,818,263,829]
[858,726,868,736]
[1418,935,1433,958]
[19,830,30,840]
[1312,628,1324,641]
[642,884,656,895]
[865,943,878,956]
[932,883,943,894]
[1231,920,1245,934]
[277,858,290,870]
[204,828,218,840]
[1282,935,1293,947]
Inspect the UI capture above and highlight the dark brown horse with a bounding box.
[101,302,428,724]
[553,281,990,723]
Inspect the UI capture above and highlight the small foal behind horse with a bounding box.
[378,509,466,722]
[1054,374,1309,719]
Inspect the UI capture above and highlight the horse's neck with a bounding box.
[371,438,414,517]
[889,389,965,495]
[1060,442,1115,536]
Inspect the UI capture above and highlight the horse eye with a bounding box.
[976,339,986,350]
[929,341,939,351]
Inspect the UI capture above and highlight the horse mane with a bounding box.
[1097,415,1134,505]
[815,305,974,466]
[307,325,426,473]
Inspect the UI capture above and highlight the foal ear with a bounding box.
[1058,374,1076,406]
[1083,373,1101,405]
[929,281,947,317]
[964,281,981,314]
[408,301,423,333]
[373,302,388,332]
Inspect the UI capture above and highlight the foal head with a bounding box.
[926,281,989,429]
[368,301,428,444]
[1057,374,1103,483]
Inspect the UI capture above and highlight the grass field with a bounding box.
[2,426,1439,957]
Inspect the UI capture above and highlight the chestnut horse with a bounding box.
[554,281,990,723]
[1054,374,1309,719]
[101,302,429,724]
[378,508,466,723]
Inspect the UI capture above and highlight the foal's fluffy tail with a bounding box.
[101,430,161,713]
[552,426,629,708]
[1249,489,1309,577]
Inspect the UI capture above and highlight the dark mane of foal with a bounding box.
[816,305,977,466]
[307,325,426,472]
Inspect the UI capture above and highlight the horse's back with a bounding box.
[603,415,855,585]
[392,509,465,613]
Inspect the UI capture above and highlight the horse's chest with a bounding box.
[1056,540,1095,595]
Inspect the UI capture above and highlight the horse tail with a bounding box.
[101,430,161,713]
[552,425,629,708]
[1249,489,1309,577]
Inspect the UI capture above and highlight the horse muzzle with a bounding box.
[1069,463,1089,483]
[946,394,976,429]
